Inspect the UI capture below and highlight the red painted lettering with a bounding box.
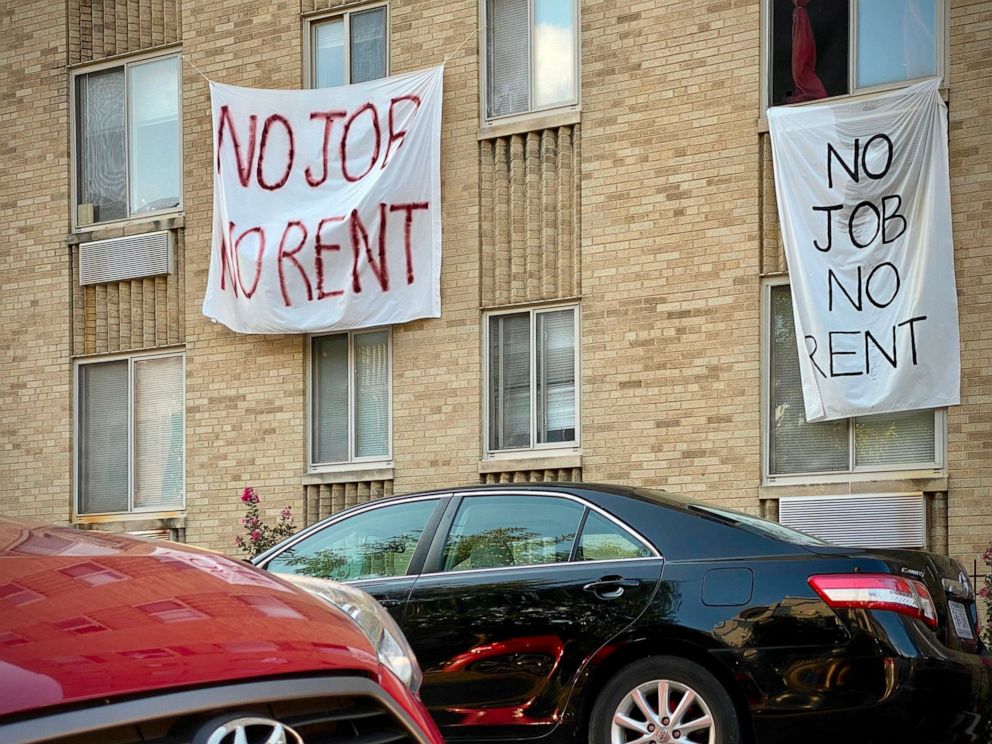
[277,221,312,307]
[257,114,295,191]
[315,216,346,300]
[216,106,257,187]
[233,225,266,299]
[305,111,347,188]
[389,202,429,284]
[341,103,381,183]
[383,95,421,168]
[219,222,239,297]
[349,204,389,293]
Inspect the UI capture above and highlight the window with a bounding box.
[765,283,940,479]
[76,352,185,516]
[484,0,578,119]
[486,306,578,453]
[767,0,943,107]
[308,5,388,89]
[74,54,181,226]
[311,330,391,466]
[266,499,440,581]
[576,512,652,561]
[442,495,583,571]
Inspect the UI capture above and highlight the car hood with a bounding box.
[0,519,379,719]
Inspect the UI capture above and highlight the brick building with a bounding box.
[1,0,989,570]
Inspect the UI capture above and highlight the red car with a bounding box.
[0,517,444,744]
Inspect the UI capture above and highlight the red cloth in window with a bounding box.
[786,0,828,103]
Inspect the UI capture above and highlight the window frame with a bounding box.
[760,277,946,485]
[308,327,394,471]
[69,47,184,232]
[759,0,948,111]
[479,0,581,125]
[303,2,391,90]
[73,348,186,518]
[483,303,581,458]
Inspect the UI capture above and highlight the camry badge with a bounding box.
[202,716,304,744]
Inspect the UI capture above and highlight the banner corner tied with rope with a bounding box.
[767,78,960,423]
[203,65,443,334]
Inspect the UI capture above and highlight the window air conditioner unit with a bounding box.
[778,492,926,549]
[79,231,173,286]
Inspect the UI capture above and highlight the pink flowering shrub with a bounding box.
[234,487,296,559]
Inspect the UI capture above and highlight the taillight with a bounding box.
[808,574,938,629]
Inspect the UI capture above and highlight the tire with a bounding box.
[588,656,741,744]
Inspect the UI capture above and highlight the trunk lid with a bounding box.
[806,544,981,653]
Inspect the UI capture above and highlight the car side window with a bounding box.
[266,499,440,581]
[441,495,583,572]
[576,511,652,561]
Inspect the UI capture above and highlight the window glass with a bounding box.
[577,512,651,561]
[314,17,346,88]
[532,0,576,109]
[537,309,575,444]
[312,331,391,465]
[78,354,184,516]
[127,57,180,216]
[486,0,577,118]
[489,313,531,450]
[769,285,848,474]
[76,68,127,223]
[442,495,583,571]
[351,7,387,84]
[133,356,184,510]
[767,285,937,476]
[769,0,941,107]
[78,361,129,514]
[855,410,935,466]
[313,334,350,464]
[267,499,440,581]
[857,0,937,89]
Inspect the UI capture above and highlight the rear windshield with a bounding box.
[692,505,830,546]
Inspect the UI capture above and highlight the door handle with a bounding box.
[377,598,403,608]
[583,576,641,599]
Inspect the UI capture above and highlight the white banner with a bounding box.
[767,78,959,422]
[204,67,443,334]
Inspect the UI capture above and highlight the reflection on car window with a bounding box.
[692,505,829,546]
[577,512,651,561]
[442,496,583,572]
[267,499,439,581]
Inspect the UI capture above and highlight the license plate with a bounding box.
[949,601,974,640]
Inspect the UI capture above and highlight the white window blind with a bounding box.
[354,331,389,458]
[768,285,937,476]
[313,334,350,463]
[856,0,938,89]
[489,313,531,450]
[133,356,184,511]
[314,18,346,88]
[77,354,184,516]
[127,57,180,216]
[350,8,387,84]
[76,68,127,223]
[537,309,575,444]
[78,361,129,514]
[487,0,530,117]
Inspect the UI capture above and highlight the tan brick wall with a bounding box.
[1,0,989,570]
[1,1,73,525]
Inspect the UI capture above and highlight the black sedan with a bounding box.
[254,483,991,744]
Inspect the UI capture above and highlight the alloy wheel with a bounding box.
[611,678,715,744]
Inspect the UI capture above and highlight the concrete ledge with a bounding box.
[479,453,582,474]
[760,476,948,500]
[478,109,581,141]
[303,467,394,485]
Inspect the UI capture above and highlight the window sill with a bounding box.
[759,473,948,499]
[757,84,950,134]
[303,465,394,485]
[478,108,581,141]
[68,213,184,244]
[74,512,186,530]
[479,451,581,475]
